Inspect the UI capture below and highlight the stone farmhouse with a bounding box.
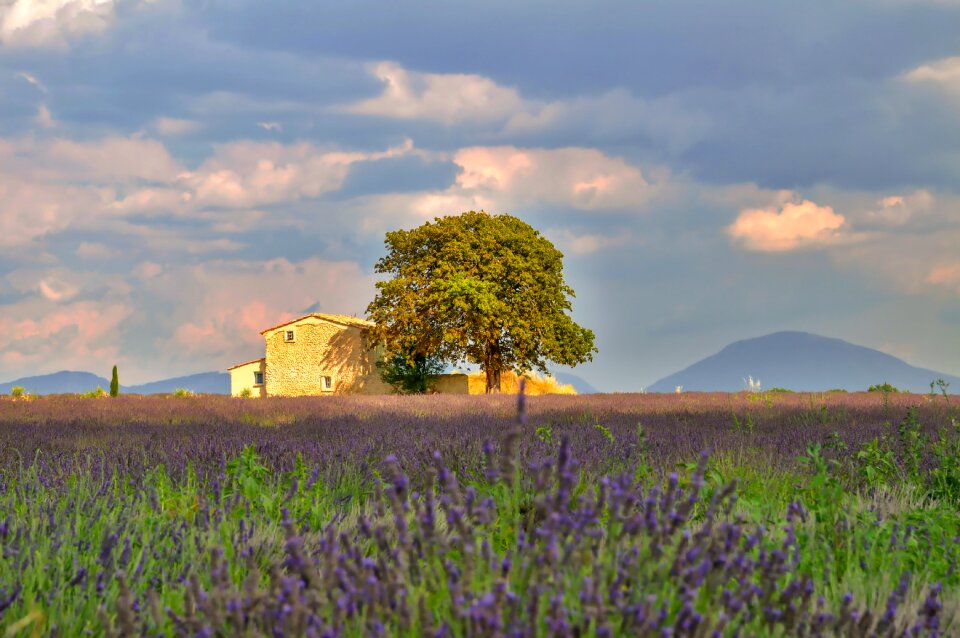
[228,313,470,397]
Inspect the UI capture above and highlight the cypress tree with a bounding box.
[110,365,119,397]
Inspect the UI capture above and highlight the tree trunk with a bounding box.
[485,367,502,394]
[484,341,502,394]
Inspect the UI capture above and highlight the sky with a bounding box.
[1,0,960,390]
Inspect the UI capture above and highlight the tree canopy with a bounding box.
[366,211,597,393]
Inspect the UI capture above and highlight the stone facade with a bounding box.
[228,314,393,397]
[228,313,574,397]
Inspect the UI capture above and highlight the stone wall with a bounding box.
[429,373,470,394]
[263,318,393,396]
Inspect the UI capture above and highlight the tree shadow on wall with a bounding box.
[314,328,383,393]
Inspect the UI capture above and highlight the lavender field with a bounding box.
[0,390,958,636]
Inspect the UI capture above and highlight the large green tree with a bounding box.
[366,211,597,393]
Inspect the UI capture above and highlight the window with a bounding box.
[253,371,264,386]
[322,375,334,392]
[284,330,295,342]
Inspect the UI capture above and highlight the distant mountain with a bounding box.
[0,370,231,395]
[649,331,960,393]
[125,372,230,395]
[553,372,598,394]
[0,371,110,395]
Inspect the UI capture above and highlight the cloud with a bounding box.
[46,135,185,182]
[357,145,668,234]
[503,88,713,153]
[0,297,131,373]
[16,71,47,92]
[343,61,526,124]
[166,137,415,211]
[450,146,660,211]
[75,241,116,259]
[0,255,374,382]
[550,229,633,255]
[727,199,846,252]
[153,117,201,136]
[150,257,375,366]
[0,130,421,250]
[903,56,960,98]
[0,0,117,47]
[257,121,281,132]
[340,62,711,152]
[860,190,934,227]
[0,171,116,247]
[34,104,56,128]
[927,262,960,292]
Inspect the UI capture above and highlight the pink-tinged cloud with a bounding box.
[0,300,130,372]
[903,56,960,97]
[344,61,526,124]
[0,0,117,47]
[927,262,960,290]
[34,104,55,128]
[451,146,655,211]
[47,135,184,182]
[727,199,845,252]
[0,173,116,247]
[168,139,415,210]
[157,257,376,366]
[862,190,934,227]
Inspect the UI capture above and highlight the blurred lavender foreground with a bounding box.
[0,390,957,635]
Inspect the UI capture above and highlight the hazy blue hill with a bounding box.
[553,372,598,394]
[0,371,231,395]
[648,331,960,393]
[125,372,230,395]
[0,371,110,395]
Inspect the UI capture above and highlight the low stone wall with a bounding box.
[430,373,470,394]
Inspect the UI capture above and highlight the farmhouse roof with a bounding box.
[259,313,374,335]
[227,357,265,370]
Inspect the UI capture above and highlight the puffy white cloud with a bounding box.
[727,199,846,252]
[0,132,418,248]
[344,61,526,124]
[359,145,667,233]
[46,135,185,182]
[1,0,117,47]
[169,137,414,211]
[341,62,712,151]
[450,146,660,211]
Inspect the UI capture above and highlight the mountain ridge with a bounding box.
[648,331,960,393]
[0,370,231,395]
